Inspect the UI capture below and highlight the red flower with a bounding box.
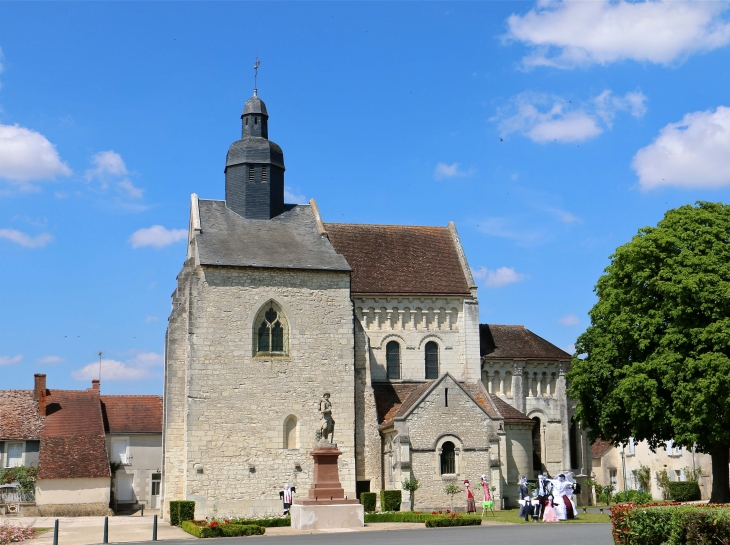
[446,509,450,513]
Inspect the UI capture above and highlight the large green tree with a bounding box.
[569,202,730,503]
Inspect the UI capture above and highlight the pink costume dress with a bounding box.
[542,500,559,522]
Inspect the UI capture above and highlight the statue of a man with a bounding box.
[318,392,335,444]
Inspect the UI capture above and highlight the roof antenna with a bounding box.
[98,351,103,382]
[253,52,261,97]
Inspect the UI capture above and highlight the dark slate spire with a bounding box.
[225,91,285,220]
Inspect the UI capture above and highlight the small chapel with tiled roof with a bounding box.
[163,90,590,517]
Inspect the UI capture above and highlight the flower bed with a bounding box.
[425,514,482,528]
[181,520,265,538]
[0,524,35,545]
[610,502,730,545]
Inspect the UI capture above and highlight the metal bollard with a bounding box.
[103,516,108,544]
[141,504,144,517]
[53,519,59,545]
[152,514,158,541]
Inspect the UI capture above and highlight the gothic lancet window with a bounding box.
[255,303,288,356]
[386,341,400,380]
[425,341,439,379]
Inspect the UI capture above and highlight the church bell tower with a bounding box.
[224,89,286,219]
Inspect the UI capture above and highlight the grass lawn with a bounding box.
[482,510,611,524]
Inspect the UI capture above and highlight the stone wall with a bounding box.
[392,375,498,510]
[163,264,355,518]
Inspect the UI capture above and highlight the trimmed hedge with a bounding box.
[380,490,402,512]
[613,490,653,505]
[360,492,376,513]
[668,481,701,502]
[611,503,730,545]
[169,500,196,526]
[425,516,481,528]
[229,517,290,527]
[181,521,265,538]
[364,512,432,523]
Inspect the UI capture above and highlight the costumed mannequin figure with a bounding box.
[536,473,553,520]
[550,473,577,520]
[464,480,476,513]
[279,483,296,515]
[542,496,559,522]
[518,476,532,521]
[479,475,494,516]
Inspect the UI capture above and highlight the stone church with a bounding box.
[162,91,590,517]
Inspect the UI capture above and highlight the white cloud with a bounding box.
[85,150,127,182]
[284,188,307,204]
[473,266,529,288]
[0,354,22,366]
[558,313,580,326]
[545,207,580,224]
[37,355,65,364]
[0,124,71,183]
[475,217,545,245]
[497,90,646,143]
[130,225,187,249]
[506,0,730,69]
[633,106,730,190]
[71,351,163,382]
[492,90,646,143]
[145,315,159,323]
[0,228,53,248]
[434,162,474,181]
[117,179,144,199]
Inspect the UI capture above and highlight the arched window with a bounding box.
[386,341,400,380]
[284,415,298,449]
[532,417,542,471]
[440,441,456,474]
[425,341,439,379]
[255,302,288,355]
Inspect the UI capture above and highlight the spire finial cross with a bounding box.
[253,53,261,96]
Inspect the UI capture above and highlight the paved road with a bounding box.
[139,524,613,545]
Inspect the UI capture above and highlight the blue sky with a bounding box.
[3,1,730,394]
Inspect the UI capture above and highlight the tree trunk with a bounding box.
[710,444,730,503]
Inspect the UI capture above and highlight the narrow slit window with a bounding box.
[255,117,258,125]
[444,388,449,407]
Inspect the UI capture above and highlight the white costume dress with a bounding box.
[551,476,577,520]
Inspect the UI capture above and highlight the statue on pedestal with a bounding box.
[316,392,336,446]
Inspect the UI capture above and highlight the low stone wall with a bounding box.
[22,502,113,517]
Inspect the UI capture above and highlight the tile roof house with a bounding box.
[0,375,162,515]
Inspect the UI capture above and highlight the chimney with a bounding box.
[34,373,47,417]
[91,379,100,391]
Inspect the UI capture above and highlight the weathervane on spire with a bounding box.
[253,53,261,97]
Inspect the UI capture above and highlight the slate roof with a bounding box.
[324,223,472,296]
[591,439,614,458]
[0,390,43,440]
[195,200,351,271]
[480,324,571,361]
[101,395,163,434]
[38,389,110,480]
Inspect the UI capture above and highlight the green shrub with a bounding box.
[380,490,402,512]
[613,490,653,505]
[169,501,182,526]
[668,481,701,502]
[610,503,730,545]
[181,520,265,538]
[178,501,196,524]
[425,516,481,528]
[364,512,432,523]
[229,517,290,527]
[360,492,376,513]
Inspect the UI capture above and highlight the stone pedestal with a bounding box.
[291,444,363,529]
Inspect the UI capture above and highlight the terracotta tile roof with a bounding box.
[38,436,110,479]
[324,223,472,296]
[0,390,43,440]
[101,395,162,434]
[489,395,533,424]
[480,324,571,361]
[591,439,614,458]
[460,383,501,419]
[38,389,110,480]
[372,382,431,430]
